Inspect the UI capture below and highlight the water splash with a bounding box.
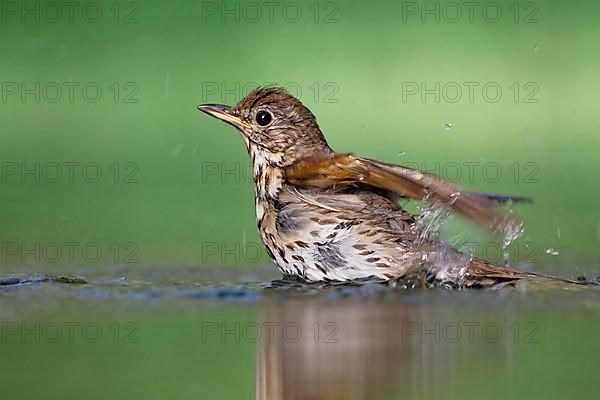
[502,248,511,266]
[467,246,475,262]
[502,219,524,249]
[499,218,524,267]
[545,248,559,256]
[449,192,461,205]
[443,122,454,131]
[414,202,450,244]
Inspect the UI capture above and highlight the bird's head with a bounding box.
[198,86,331,167]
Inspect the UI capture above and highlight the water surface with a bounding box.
[1,265,598,400]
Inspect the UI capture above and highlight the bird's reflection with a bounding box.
[255,290,519,400]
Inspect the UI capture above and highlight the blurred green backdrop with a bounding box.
[1,0,599,272]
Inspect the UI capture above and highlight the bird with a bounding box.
[198,86,577,288]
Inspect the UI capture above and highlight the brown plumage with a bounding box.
[198,86,576,287]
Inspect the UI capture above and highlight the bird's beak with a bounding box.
[197,104,251,130]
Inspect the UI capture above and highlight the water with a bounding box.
[1,265,598,400]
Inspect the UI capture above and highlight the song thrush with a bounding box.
[199,86,574,287]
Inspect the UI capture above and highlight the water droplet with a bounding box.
[171,143,184,157]
[165,71,170,97]
[398,150,406,156]
[449,192,461,205]
[360,124,366,133]
[468,246,475,261]
[533,44,539,52]
[503,249,510,266]
[545,248,559,256]
[502,221,524,249]
[443,122,453,131]
[556,227,561,239]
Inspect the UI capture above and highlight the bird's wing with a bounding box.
[467,192,532,204]
[285,153,520,235]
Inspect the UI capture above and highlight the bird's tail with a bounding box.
[462,259,587,287]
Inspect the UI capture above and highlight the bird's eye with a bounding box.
[255,110,273,126]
